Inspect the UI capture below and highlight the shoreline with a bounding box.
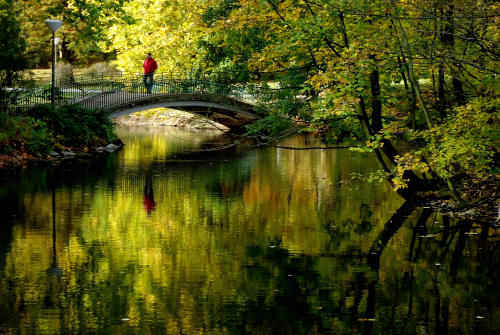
[0,139,124,170]
[412,193,498,225]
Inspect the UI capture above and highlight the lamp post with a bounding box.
[54,38,60,70]
[45,20,63,105]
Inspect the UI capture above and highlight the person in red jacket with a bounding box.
[143,53,158,94]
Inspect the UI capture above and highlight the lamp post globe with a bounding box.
[45,20,63,105]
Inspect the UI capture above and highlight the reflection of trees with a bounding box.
[48,180,62,277]
[363,201,416,334]
[344,201,500,335]
[0,191,20,271]
[0,132,499,334]
[199,243,323,334]
[0,134,403,334]
[367,201,416,270]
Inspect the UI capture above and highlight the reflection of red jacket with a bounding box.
[143,58,158,74]
[144,195,156,214]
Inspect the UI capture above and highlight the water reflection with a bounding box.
[143,171,156,216]
[48,181,62,277]
[0,128,498,334]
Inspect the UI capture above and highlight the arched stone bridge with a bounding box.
[8,75,264,130]
[80,92,260,129]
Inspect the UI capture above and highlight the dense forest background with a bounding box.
[1,0,499,203]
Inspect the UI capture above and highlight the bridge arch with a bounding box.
[102,94,261,129]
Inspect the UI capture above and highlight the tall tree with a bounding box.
[0,0,29,87]
[19,0,131,65]
[106,0,214,75]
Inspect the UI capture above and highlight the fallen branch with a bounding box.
[270,145,357,150]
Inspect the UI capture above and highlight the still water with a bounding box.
[0,126,498,334]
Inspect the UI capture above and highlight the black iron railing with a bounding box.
[1,72,256,112]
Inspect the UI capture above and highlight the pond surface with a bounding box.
[0,126,498,334]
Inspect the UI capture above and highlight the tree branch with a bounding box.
[270,145,357,150]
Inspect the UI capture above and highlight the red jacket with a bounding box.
[143,58,158,74]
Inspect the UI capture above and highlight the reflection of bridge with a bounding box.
[5,74,263,129]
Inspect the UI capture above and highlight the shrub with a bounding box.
[392,97,500,190]
[0,105,118,155]
[81,62,119,76]
[421,97,500,180]
[245,113,293,138]
[27,104,117,147]
[55,62,75,81]
[0,116,52,154]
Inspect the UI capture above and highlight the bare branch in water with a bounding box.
[270,145,357,150]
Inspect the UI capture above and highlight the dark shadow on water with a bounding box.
[346,202,500,335]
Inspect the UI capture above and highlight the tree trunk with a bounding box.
[339,11,349,48]
[391,0,433,129]
[441,3,466,107]
[452,77,466,106]
[369,59,383,133]
[398,56,417,128]
[438,64,447,118]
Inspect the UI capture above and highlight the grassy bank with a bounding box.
[0,104,118,168]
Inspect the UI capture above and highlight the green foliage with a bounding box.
[202,0,240,26]
[0,0,30,92]
[105,0,211,75]
[0,115,52,154]
[245,113,293,138]
[0,104,118,155]
[420,97,499,180]
[19,0,131,65]
[39,84,63,100]
[27,104,117,147]
[388,96,499,190]
[307,97,366,143]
